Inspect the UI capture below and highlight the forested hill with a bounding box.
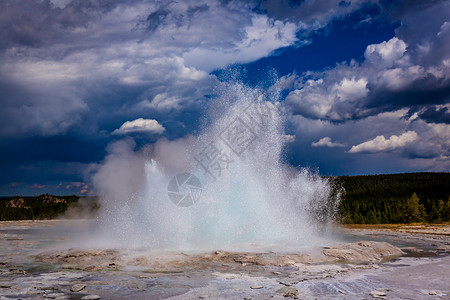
[1,173,449,223]
[338,172,450,224]
[0,194,98,220]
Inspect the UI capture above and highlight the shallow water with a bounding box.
[0,220,449,299]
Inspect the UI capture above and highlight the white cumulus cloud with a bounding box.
[285,1,450,123]
[113,118,165,135]
[183,14,299,72]
[311,137,345,148]
[281,134,296,143]
[364,37,408,67]
[349,131,418,153]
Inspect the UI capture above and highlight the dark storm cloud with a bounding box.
[417,106,450,124]
[146,8,170,32]
[143,3,209,32]
[255,0,370,30]
[377,0,447,20]
[286,0,450,122]
[0,0,120,50]
[1,0,448,195]
[186,4,209,28]
[0,1,233,139]
[281,0,449,171]
[187,4,209,17]
[363,83,450,117]
[2,0,328,194]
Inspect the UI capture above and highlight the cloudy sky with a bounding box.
[1,0,449,196]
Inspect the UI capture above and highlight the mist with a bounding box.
[84,81,341,251]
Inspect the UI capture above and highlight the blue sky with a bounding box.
[0,0,449,196]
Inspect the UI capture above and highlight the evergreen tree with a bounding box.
[405,193,425,222]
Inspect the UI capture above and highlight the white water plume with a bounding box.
[88,80,341,250]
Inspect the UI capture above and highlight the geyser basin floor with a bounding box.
[0,221,449,299]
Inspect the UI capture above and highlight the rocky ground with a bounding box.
[0,221,449,299]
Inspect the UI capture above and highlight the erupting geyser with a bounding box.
[90,80,341,250]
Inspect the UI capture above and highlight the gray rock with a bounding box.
[323,241,403,263]
[81,295,101,300]
[8,268,27,275]
[277,278,303,286]
[70,284,86,292]
[44,293,66,299]
[370,290,387,299]
[277,286,299,299]
[250,285,263,289]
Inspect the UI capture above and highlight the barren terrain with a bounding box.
[0,221,449,299]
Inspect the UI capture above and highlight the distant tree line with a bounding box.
[1,173,449,223]
[337,172,450,224]
[0,194,98,220]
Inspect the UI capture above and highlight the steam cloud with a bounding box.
[87,81,341,250]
